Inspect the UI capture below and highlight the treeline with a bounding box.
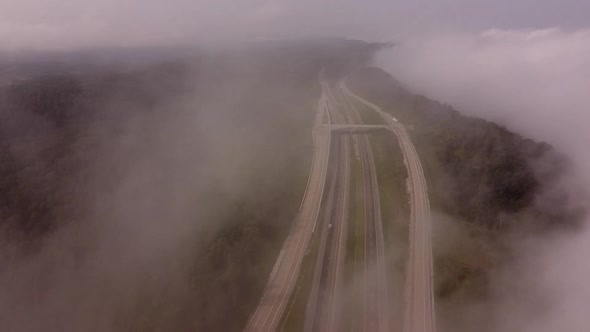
[347,67,587,321]
[0,40,381,331]
[348,67,583,232]
[0,61,195,238]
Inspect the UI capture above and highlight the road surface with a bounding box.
[245,74,434,332]
[244,86,332,332]
[337,84,389,332]
[301,79,391,332]
[303,80,351,332]
[342,81,436,332]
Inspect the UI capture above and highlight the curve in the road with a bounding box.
[338,85,389,332]
[304,81,352,332]
[342,81,436,332]
[244,89,332,332]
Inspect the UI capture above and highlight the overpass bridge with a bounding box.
[326,124,390,134]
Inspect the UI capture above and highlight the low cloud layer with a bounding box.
[0,56,322,330]
[377,27,590,331]
[1,0,589,51]
[378,28,590,165]
[2,0,590,329]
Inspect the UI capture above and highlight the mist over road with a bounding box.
[244,78,332,332]
[342,82,435,332]
[246,72,435,332]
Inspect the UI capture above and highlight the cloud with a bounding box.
[378,27,590,168]
[377,27,590,331]
[1,0,589,51]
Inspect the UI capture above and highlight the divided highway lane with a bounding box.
[337,85,389,332]
[321,115,351,332]
[304,81,351,332]
[397,126,435,332]
[247,75,434,332]
[244,89,332,332]
[303,135,350,332]
[342,81,436,332]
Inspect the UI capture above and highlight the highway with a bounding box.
[244,85,332,332]
[303,80,351,332]
[245,73,434,332]
[342,81,436,332]
[337,84,389,332]
[328,124,389,133]
[304,79,389,332]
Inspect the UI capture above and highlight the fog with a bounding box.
[2,0,590,51]
[377,28,590,331]
[377,28,590,167]
[2,0,590,331]
[0,54,322,330]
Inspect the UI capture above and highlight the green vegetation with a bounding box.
[9,41,581,331]
[0,40,385,332]
[342,143,365,332]
[345,150,366,280]
[368,131,410,331]
[1,55,319,332]
[369,132,410,250]
[352,101,385,125]
[347,66,585,315]
[348,67,584,231]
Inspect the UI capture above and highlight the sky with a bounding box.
[1,0,590,51]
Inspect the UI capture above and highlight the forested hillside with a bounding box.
[348,67,584,233]
[348,66,586,331]
[0,40,380,331]
[1,42,584,332]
